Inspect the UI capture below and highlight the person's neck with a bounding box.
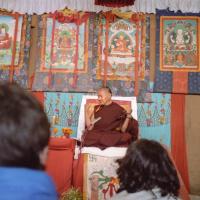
[104,100,112,106]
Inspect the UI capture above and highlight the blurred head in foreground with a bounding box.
[116,139,180,198]
[0,82,50,169]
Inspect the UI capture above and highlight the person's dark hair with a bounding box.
[0,82,50,169]
[117,139,180,197]
[98,86,112,95]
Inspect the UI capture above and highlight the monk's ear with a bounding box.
[107,92,112,99]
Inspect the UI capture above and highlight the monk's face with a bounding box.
[97,89,111,105]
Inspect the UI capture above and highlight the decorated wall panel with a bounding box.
[0,12,31,87]
[138,92,171,148]
[36,90,171,148]
[32,11,151,102]
[44,92,84,138]
[32,12,101,92]
[154,11,200,94]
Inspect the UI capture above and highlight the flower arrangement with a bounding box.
[62,127,73,138]
[52,127,58,135]
[59,187,82,200]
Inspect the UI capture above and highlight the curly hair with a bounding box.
[116,139,180,197]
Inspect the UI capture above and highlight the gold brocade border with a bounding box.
[138,15,146,80]
[149,14,156,82]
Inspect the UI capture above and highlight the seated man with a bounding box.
[83,87,138,149]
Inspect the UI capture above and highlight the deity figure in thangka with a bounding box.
[169,28,191,50]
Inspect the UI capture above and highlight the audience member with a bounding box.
[0,82,57,200]
[112,139,180,200]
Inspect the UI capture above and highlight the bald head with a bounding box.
[98,87,112,95]
[97,87,112,105]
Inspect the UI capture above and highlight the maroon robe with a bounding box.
[83,102,138,149]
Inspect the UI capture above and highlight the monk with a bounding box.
[83,87,138,149]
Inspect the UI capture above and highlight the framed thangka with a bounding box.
[94,13,150,101]
[40,14,88,73]
[97,18,137,81]
[32,11,101,92]
[154,13,200,94]
[0,12,30,87]
[97,17,141,80]
[160,16,199,71]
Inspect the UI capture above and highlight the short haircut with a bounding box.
[116,139,180,197]
[98,86,112,95]
[0,82,50,169]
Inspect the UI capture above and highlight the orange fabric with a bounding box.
[168,149,190,200]
[171,94,190,192]
[72,154,84,192]
[52,11,89,24]
[32,92,44,106]
[179,177,190,200]
[173,72,188,93]
[46,138,76,195]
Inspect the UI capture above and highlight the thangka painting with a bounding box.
[95,13,151,101]
[44,92,83,138]
[97,18,137,81]
[32,12,151,102]
[83,154,120,200]
[137,92,171,148]
[32,11,103,92]
[0,12,30,88]
[154,12,200,94]
[40,16,88,73]
[160,16,199,71]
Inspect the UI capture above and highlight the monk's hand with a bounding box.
[85,104,94,118]
[125,105,132,119]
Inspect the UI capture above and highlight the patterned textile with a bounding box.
[1,0,200,15]
[154,11,200,94]
[94,13,151,101]
[83,154,120,200]
[160,16,199,72]
[138,91,171,148]
[0,12,31,88]
[34,90,171,147]
[94,0,135,7]
[32,11,151,102]
[44,92,83,138]
[32,12,101,92]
